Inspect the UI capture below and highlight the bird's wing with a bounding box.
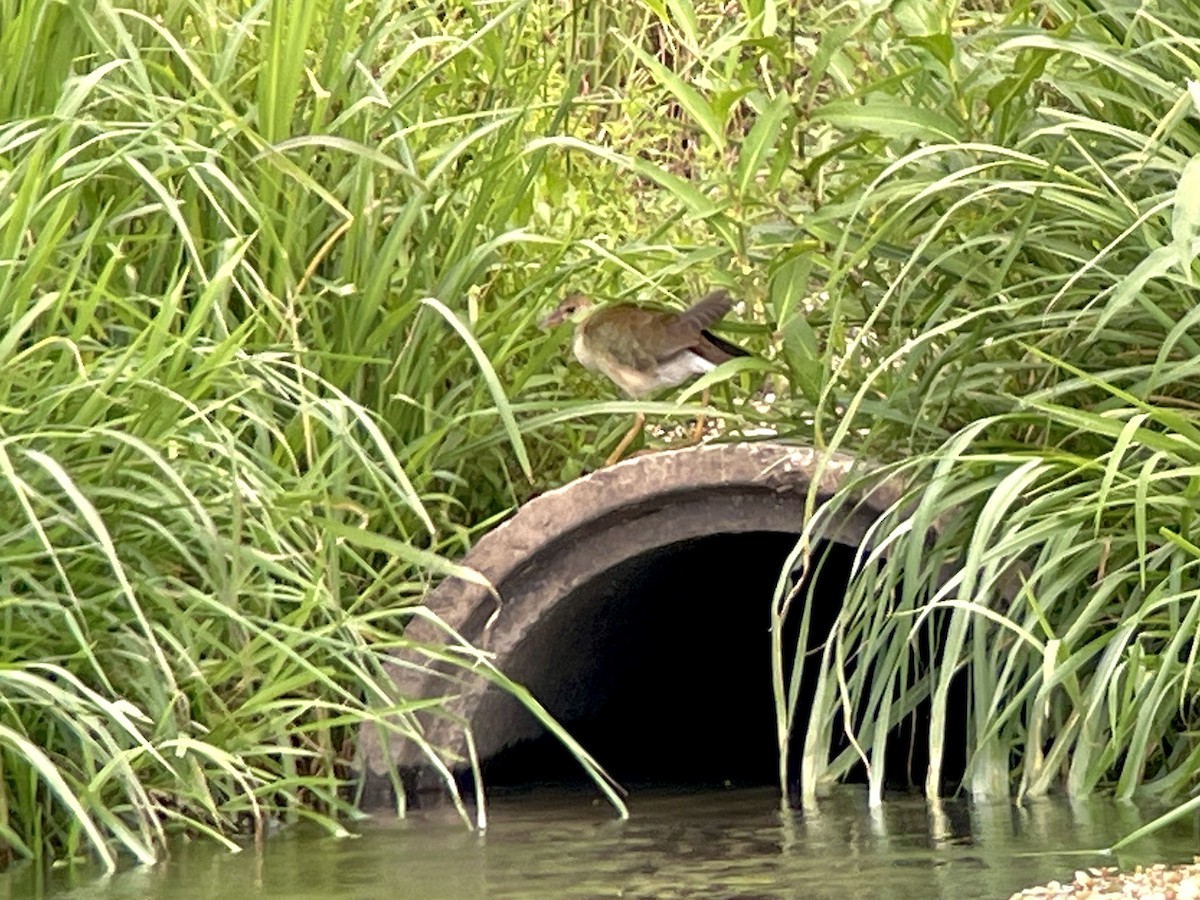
[583,306,665,372]
[653,289,734,359]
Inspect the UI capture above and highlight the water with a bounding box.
[5,786,1198,899]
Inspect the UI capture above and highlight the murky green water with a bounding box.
[5,786,1198,899]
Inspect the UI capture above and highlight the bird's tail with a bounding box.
[674,289,732,333]
[695,329,750,363]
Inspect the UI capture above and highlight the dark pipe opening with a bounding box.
[478,532,853,791]
[469,531,968,800]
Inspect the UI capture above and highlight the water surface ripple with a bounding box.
[7,786,1197,899]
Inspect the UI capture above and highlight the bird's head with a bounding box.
[538,292,594,330]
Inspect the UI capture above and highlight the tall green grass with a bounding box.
[755,0,1200,828]
[10,0,1199,871]
[0,0,696,869]
[1,0,810,869]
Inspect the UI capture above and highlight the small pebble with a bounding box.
[1011,860,1200,900]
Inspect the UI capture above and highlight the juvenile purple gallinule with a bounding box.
[539,288,749,465]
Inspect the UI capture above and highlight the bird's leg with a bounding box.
[605,411,645,466]
[688,387,711,443]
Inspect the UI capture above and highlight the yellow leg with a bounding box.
[688,387,711,443]
[604,411,645,466]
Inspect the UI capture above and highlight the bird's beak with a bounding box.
[538,306,567,330]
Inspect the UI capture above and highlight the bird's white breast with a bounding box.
[573,327,600,372]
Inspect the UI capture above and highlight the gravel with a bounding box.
[1010,860,1200,899]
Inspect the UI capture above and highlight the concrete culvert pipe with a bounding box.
[357,442,899,807]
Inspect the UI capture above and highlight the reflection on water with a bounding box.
[4,786,1198,900]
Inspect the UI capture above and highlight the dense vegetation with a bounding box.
[777,1,1200,838]
[1,0,1197,871]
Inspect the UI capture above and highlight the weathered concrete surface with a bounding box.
[357,441,895,800]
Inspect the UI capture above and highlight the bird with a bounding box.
[539,288,750,465]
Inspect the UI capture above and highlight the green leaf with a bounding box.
[986,47,1051,121]
[641,0,668,22]
[0,722,120,873]
[812,97,961,142]
[779,313,822,403]
[893,0,946,36]
[905,33,954,69]
[677,355,774,401]
[616,33,725,151]
[665,0,700,49]
[735,93,792,198]
[710,86,755,129]
[54,59,126,119]
[1093,245,1177,337]
[320,517,495,593]
[769,253,815,325]
[420,297,532,483]
[1106,779,1200,852]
